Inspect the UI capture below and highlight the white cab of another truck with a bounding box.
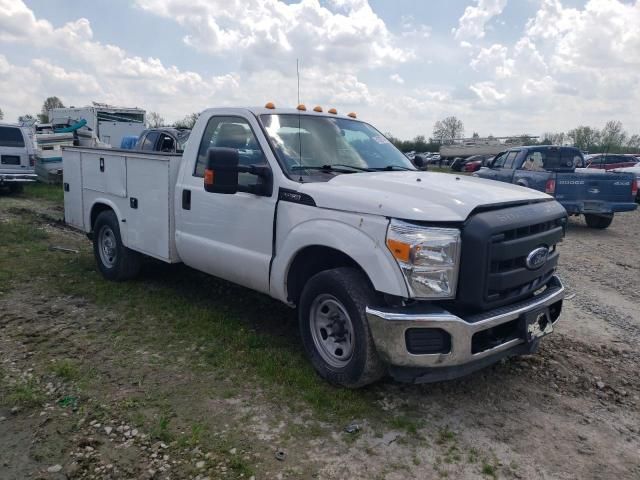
[0,123,37,192]
[63,106,567,387]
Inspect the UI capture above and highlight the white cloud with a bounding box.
[469,81,506,104]
[390,74,404,84]
[453,0,508,42]
[134,0,412,73]
[470,44,514,78]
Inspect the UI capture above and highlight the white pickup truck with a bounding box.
[63,105,567,387]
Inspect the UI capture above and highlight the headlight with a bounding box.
[386,219,461,299]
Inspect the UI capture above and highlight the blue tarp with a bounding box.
[120,135,139,149]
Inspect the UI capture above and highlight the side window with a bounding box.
[158,134,175,152]
[194,116,267,188]
[520,151,546,171]
[141,131,160,151]
[503,151,518,169]
[561,149,583,168]
[0,126,26,148]
[493,152,507,168]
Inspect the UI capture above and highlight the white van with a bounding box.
[0,123,37,192]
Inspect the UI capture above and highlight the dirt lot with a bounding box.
[1,185,639,480]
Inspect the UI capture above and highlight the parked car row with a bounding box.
[474,146,637,229]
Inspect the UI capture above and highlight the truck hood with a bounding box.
[299,171,551,222]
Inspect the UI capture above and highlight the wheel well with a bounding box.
[286,246,371,305]
[90,203,113,231]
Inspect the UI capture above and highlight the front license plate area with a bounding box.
[524,308,553,342]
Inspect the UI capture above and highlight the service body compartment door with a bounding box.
[62,149,84,230]
[82,153,127,197]
[125,156,173,261]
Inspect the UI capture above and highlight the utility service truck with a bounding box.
[63,105,567,387]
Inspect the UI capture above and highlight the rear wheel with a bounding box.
[298,267,385,388]
[584,213,613,229]
[93,210,141,281]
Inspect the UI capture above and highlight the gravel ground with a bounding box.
[0,194,639,480]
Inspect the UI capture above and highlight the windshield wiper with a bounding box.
[369,165,415,171]
[291,164,371,173]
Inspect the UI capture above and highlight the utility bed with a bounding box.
[62,147,183,262]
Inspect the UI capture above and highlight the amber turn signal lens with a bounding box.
[347,112,357,118]
[265,102,276,109]
[386,238,410,263]
[313,106,323,112]
[204,168,215,186]
[297,104,307,111]
[328,108,338,114]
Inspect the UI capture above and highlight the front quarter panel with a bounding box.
[270,202,409,303]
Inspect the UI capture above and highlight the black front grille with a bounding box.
[456,200,567,312]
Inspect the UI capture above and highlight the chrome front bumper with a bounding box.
[366,276,564,369]
[0,173,37,183]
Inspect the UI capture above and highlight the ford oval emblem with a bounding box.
[526,247,549,270]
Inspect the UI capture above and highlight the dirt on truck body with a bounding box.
[1,185,639,480]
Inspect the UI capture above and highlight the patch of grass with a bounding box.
[1,192,381,425]
[6,380,44,408]
[436,426,456,445]
[467,447,479,463]
[389,416,421,435]
[151,414,174,443]
[21,182,64,203]
[50,359,80,381]
[0,220,48,247]
[177,423,206,448]
[229,456,255,477]
[481,461,497,479]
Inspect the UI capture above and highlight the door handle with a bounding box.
[182,189,191,210]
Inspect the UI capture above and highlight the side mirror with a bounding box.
[204,147,273,196]
[204,147,239,194]
[413,155,425,169]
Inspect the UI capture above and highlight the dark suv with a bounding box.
[135,128,190,153]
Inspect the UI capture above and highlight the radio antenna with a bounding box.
[297,58,303,182]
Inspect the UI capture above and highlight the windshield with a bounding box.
[259,114,415,180]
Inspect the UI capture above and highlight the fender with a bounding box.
[269,202,409,303]
[85,196,129,247]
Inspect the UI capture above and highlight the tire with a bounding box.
[584,213,613,229]
[298,267,386,388]
[8,184,24,194]
[92,210,141,281]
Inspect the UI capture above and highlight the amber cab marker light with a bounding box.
[265,102,276,109]
[328,108,338,114]
[386,238,410,263]
[313,106,323,112]
[347,112,357,118]
[297,104,307,111]
[204,168,215,187]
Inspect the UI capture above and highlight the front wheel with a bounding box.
[93,210,141,281]
[584,213,613,229]
[298,267,385,388]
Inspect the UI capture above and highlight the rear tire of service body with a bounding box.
[93,210,141,281]
[298,267,386,388]
[584,213,613,229]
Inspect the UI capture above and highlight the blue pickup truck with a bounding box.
[475,146,637,229]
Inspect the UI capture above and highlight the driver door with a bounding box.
[175,114,276,294]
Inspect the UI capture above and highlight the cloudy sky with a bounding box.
[1,0,639,139]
